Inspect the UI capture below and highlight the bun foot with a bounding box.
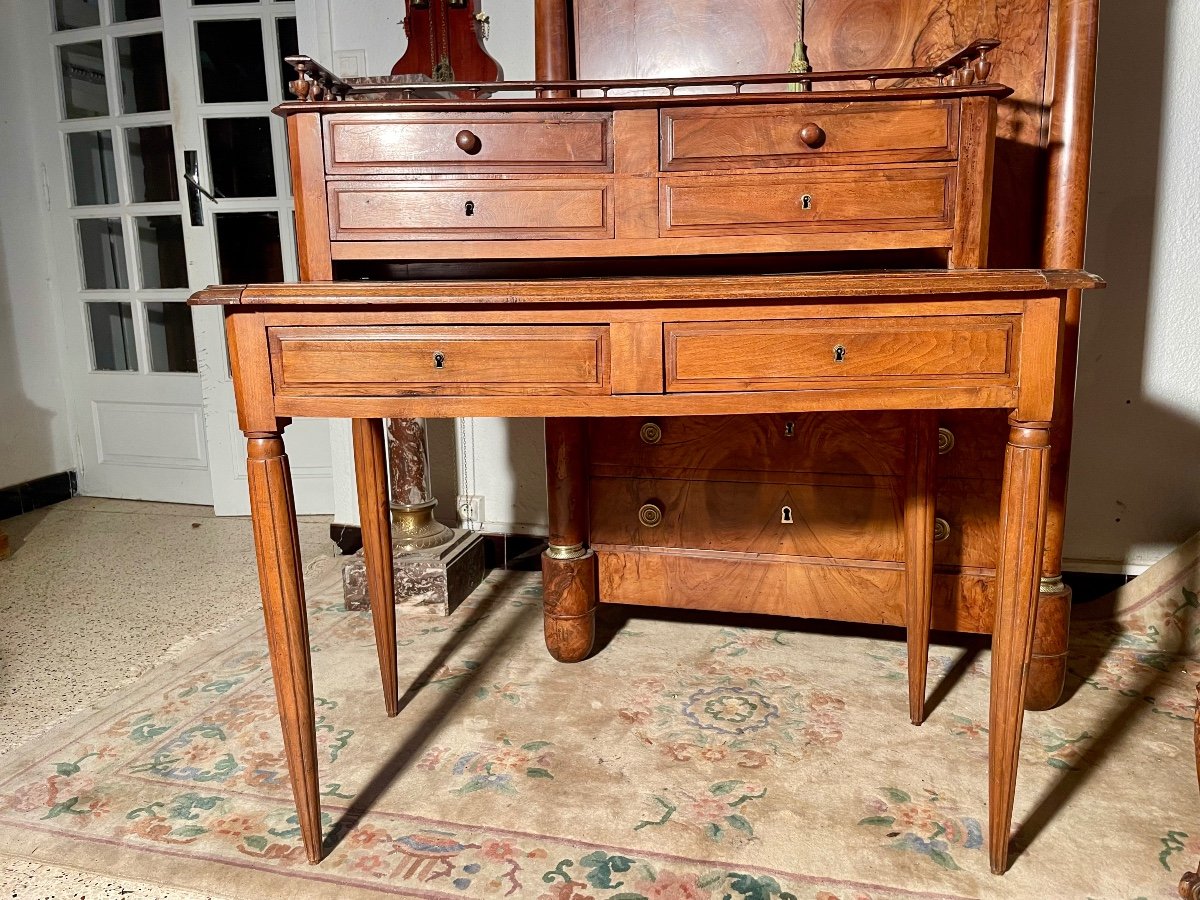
[542,550,597,663]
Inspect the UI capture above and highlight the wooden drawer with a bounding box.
[268,325,609,397]
[937,409,1009,480]
[664,315,1015,392]
[935,477,1001,570]
[661,101,957,171]
[328,179,614,241]
[596,549,996,633]
[588,412,909,479]
[589,475,903,561]
[660,167,954,236]
[323,112,613,174]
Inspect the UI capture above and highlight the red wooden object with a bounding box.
[391,0,501,84]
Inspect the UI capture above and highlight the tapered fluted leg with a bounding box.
[352,418,398,717]
[1025,581,1071,710]
[989,420,1052,874]
[542,417,596,662]
[905,412,938,725]
[246,432,323,864]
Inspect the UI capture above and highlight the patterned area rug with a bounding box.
[0,537,1197,900]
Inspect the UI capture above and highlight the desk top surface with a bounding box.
[191,269,1103,308]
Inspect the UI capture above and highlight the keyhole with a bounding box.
[433,352,445,369]
[464,200,475,217]
[833,344,846,362]
[783,421,796,438]
[801,194,812,210]
[781,506,794,525]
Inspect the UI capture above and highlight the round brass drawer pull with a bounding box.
[639,421,662,444]
[455,129,482,154]
[938,427,956,455]
[638,501,664,528]
[799,122,826,148]
[934,518,951,542]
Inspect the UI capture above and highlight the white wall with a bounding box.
[303,1,1200,569]
[1064,0,1200,571]
[0,0,74,489]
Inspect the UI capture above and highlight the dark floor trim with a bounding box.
[0,471,77,521]
[330,523,546,571]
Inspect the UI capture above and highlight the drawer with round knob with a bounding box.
[322,111,613,174]
[660,100,957,171]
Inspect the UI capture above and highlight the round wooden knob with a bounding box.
[638,501,664,528]
[639,421,662,445]
[934,518,951,543]
[799,123,826,148]
[455,129,482,154]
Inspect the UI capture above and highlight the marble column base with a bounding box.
[342,528,486,616]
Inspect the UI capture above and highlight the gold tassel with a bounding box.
[788,0,812,92]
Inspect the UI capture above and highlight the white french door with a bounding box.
[44,0,333,512]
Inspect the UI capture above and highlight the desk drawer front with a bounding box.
[665,316,1015,392]
[660,168,953,237]
[324,112,613,174]
[269,326,609,397]
[661,101,957,171]
[328,179,614,241]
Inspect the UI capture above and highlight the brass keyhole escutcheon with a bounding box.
[783,421,796,438]
[639,421,662,445]
[934,518,951,542]
[833,344,846,362]
[638,501,664,528]
[801,194,813,210]
[781,505,794,525]
[464,200,476,217]
[433,351,446,369]
[938,427,956,455]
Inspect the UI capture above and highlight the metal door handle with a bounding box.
[184,150,225,225]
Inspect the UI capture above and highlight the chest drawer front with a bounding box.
[588,412,909,479]
[324,112,613,174]
[660,168,953,237]
[328,179,614,241]
[662,101,957,171]
[269,326,609,397]
[589,475,903,561]
[665,316,1015,392]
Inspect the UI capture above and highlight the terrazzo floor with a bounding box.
[0,497,334,899]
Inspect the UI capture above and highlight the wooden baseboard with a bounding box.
[330,524,546,571]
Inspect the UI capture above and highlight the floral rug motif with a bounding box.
[0,534,1198,899]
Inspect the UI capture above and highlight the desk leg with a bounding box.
[542,417,596,663]
[905,412,938,725]
[988,420,1052,874]
[246,432,323,864]
[352,418,398,717]
[1181,682,1200,899]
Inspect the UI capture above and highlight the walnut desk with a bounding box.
[192,268,1101,874]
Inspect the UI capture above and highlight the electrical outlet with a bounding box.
[456,494,484,527]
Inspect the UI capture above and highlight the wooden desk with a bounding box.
[192,268,1100,875]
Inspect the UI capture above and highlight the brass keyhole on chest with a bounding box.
[781,505,794,525]
[801,194,812,210]
[833,344,846,362]
[433,352,446,369]
[464,200,475,217]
